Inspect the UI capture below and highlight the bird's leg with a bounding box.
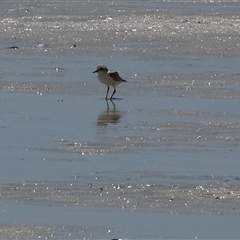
[110,86,116,100]
[105,86,109,99]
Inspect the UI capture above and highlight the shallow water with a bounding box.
[1,201,240,239]
[1,1,240,239]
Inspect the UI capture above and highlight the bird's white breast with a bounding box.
[97,72,121,87]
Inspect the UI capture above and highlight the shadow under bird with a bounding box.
[92,65,127,100]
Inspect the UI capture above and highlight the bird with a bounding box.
[92,65,127,100]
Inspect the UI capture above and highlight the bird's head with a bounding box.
[92,65,108,74]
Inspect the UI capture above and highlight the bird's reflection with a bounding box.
[97,100,122,126]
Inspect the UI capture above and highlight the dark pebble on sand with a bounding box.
[6,46,19,50]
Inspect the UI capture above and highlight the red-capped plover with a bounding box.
[93,65,127,99]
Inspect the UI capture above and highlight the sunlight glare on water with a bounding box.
[1,1,240,239]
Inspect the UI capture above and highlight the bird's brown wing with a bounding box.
[108,71,127,82]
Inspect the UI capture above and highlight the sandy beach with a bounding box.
[1,1,240,239]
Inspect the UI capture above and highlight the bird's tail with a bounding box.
[122,79,127,82]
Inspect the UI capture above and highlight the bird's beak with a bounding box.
[92,69,98,73]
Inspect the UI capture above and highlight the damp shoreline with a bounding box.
[1,1,240,239]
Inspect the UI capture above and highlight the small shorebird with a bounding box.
[92,65,127,99]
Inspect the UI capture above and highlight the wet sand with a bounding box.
[1,1,240,239]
